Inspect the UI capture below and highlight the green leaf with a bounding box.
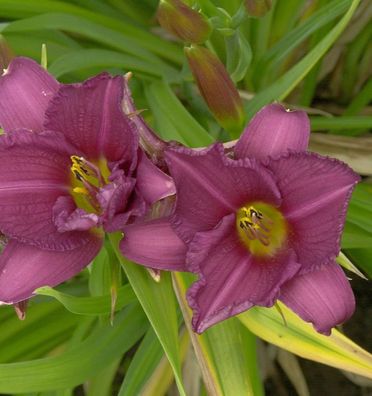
[336,251,367,280]
[205,319,264,396]
[239,302,372,379]
[48,49,179,82]
[119,327,164,396]
[225,29,252,83]
[145,80,214,147]
[244,0,361,123]
[2,13,171,67]
[0,302,79,363]
[0,304,147,393]
[121,329,189,396]
[173,273,264,396]
[0,0,183,64]
[310,116,372,131]
[253,0,350,87]
[35,284,136,316]
[87,358,122,396]
[108,234,187,396]
[346,248,372,278]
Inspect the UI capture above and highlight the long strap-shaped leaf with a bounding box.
[239,302,372,379]
[108,234,187,396]
[173,273,264,396]
[243,0,361,122]
[0,305,147,393]
[35,284,136,316]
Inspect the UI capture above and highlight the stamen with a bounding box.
[70,156,104,212]
[73,187,89,195]
[236,202,287,258]
[70,156,104,186]
[238,206,273,246]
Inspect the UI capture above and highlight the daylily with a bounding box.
[121,104,360,334]
[0,57,174,305]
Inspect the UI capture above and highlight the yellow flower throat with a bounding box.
[236,202,287,257]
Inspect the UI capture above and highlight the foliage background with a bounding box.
[0,0,371,395]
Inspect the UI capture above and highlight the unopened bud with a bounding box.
[245,0,272,17]
[157,0,211,44]
[185,45,245,133]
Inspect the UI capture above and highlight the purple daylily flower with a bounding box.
[121,104,360,334]
[0,57,174,305]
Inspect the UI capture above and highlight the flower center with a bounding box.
[236,202,287,257]
[70,156,108,213]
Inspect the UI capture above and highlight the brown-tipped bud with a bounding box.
[245,0,272,17]
[185,45,245,133]
[0,35,15,71]
[157,0,211,44]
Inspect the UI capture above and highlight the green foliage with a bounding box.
[0,0,371,394]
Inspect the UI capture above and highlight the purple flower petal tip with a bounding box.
[235,103,310,160]
[268,151,360,272]
[0,238,102,304]
[0,57,59,132]
[120,217,187,271]
[279,262,355,334]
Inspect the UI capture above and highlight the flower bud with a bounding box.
[185,45,245,133]
[157,0,211,44]
[245,0,272,17]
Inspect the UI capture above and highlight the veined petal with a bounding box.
[267,152,360,272]
[235,104,310,160]
[186,213,300,333]
[0,57,59,132]
[120,217,187,271]
[165,144,281,243]
[0,130,90,250]
[279,262,355,335]
[45,73,138,165]
[136,150,175,205]
[0,237,102,304]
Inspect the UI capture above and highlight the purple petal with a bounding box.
[279,262,355,335]
[0,57,59,132]
[165,143,281,243]
[186,213,300,333]
[97,171,140,232]
[44,73,138,165]
[268,152,360,272]
[53,196,99,232]
[235,104,310,160]
[0,130,92,250]
[0,237,102,304]
[120,217,187,271]
[136,150,175,205]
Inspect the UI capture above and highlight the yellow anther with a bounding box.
[73,187,89,195]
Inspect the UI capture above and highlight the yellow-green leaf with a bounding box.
[239,302,372,379]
